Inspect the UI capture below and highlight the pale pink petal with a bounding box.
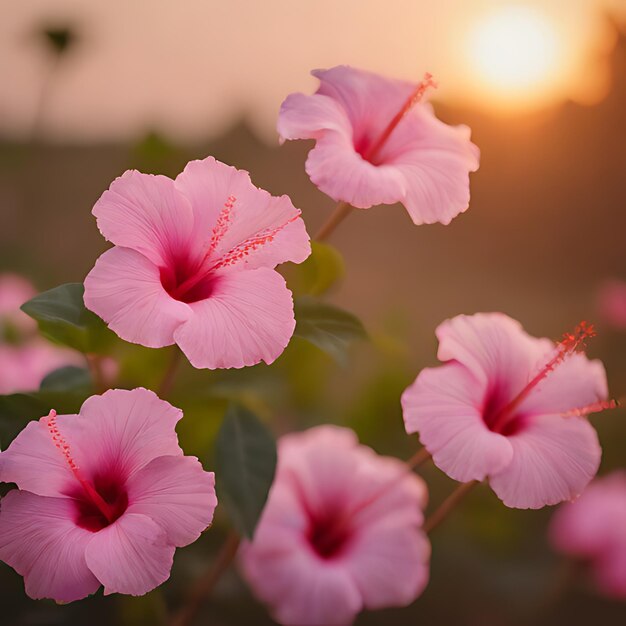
[0,490,100,602]
[435,313,546,392]
[278,92,351,141]
[305,133,407,209]
[76,388,184,479]
[490,416,601,509]
[173,268,295,369]
[93,170,198,266]
[312,66,415,137]
[84,512,174,596]
[519,353,608,417]
[344,524,430,609]
[127,455,217,547]
[175,157,310,268]
[388,111,480,225]
[241,548,362,626]
[0,412,82,497]
[84,247,191,348]
[402,363,514,481]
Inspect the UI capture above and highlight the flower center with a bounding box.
[159,254,216,304]
[308,513,351,559]
[357,72,437,165]
[46,410,128,532]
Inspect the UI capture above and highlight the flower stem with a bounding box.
[314,201,353,241]
[85,354,106,393]
[169,531,240,626]
[423,480,478,534]
[405,447,432,470]
[158,348,182,398]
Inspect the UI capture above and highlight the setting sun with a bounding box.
[468,5,563,107]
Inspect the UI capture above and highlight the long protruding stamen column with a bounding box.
[490,322,597,433]
[46,409,117,523]
[363,72,437,164]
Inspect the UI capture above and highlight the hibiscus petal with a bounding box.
[175,157,310,268]
[278,92,351,141]
[489,415,601,509]
[76,388,184,479]
[0,413,82,497]
[402,362,514,482]
[387,109,480,225]
[84,513,175,596]
[0,490,100,602]
[344,524,430,609]
[519,352,609,417]
[305,132,407,208]
[173,267,295,369]
[127,455,217,547]
[435,313,547,393]
[240,547,362,626]
[92,170,198,267]
[84,246,191,348]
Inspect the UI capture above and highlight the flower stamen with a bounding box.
[363,72,437,163]
[46,410,117,523]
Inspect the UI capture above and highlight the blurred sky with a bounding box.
[1,0,625,142]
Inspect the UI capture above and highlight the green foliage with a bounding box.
[21,283,115,353]
[40,365,92,393]
[215,404,277,538]
[41,26,76,55]
[293,296,367,365]
[286,241,345,296]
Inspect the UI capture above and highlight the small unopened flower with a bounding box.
[84,157,310,369]
[0,388,217,602]
[549,471,626,599]
[278,65,480,225]
[239,426,430,626]
[402,313,613,509]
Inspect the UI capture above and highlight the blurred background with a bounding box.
[1,0,626,624]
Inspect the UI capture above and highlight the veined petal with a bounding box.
[127,455,217,547]
[173,268,296,369]
[0,491,100,602]
[84,512,175,596]
[93,170,198,267]
[84,247,191,349]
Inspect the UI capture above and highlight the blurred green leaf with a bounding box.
[0,390,87,448]
[288,241,345,296]
[40,365,92,393]
[293,296,367,365]
[21,283,114,353]
[215,404,277,538]
[118,589,167,626]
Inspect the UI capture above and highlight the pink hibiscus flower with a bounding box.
[84,157,311,369]
[239,426,430,626]
[0,340,82,394]
[402,313,613,509]
[0,387,217,602]
[549,471,626,599]
[277,65,480,225]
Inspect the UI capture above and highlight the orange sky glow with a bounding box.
[1,0,624,142]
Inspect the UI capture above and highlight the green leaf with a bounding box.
[293,296,367,365]
[0,390,87,448]
[42,26,76,55]
[215,404,277,538]
[21,283,114,353]
[40,366,92,393]
[290,241,345,296]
